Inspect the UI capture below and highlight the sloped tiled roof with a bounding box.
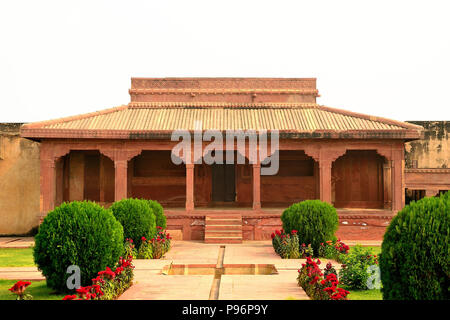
[21,102,423,140]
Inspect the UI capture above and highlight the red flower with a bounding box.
[98,267,115,279]
[275,230,281,236]
[8,281,31,295]
[271,233,275,239]
[62,295,77,300]
[291,230,298,234]
[141,236,147,241]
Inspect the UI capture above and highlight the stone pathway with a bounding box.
[0,267,44,281]
[119,241,317,300]
[0,237,34,248]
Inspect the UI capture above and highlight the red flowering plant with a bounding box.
[124,238,137,259]
[271,229,300,259]
[299,243,314,258]
[8,281,33,300]
[150,227,172,259]
[321,273,350,300]
[62,255,134,300]
[318,239,349,262]
[137,236,153,259]
[297,257,349,300]
[323,261,338,278]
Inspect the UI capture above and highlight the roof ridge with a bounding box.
[316,105,424,130]
[21,105,129,129]
[128,101,319,109]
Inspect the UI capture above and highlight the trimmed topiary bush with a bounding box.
[380,192,450,300]
[281,200,338,256]
[110,198,156,249]
[33,201,124,292]
[146,199,166,229]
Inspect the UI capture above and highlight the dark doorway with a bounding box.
[212,164,236,202]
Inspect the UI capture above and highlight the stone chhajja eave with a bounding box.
[20,128,422,140]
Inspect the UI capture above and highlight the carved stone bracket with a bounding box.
[100,148,143,162]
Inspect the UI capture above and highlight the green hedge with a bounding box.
[281,200,338,255]
[110,198,156,248]
[33,201,124,292]
[380,191,450,300]
[146,199,166,229]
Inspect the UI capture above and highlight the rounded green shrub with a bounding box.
[146,199,166,229]
[110,198,156,248]
[380,192,450,300]
[33,201,124,292]
[281,200,338,255]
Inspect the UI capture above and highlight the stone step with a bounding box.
[205,214,243,244]
[205,224,242,231]
[205,219,242,226]
[205,230,242,237]
[204,237,243,244]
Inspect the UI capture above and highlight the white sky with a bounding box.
[1,0,449,123]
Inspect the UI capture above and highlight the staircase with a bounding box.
[204,214,243,244]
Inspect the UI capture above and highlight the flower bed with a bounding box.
[63,255,135,300]
[297,257,349,300]
[271,229,300,259]
[317,239,350,263]
[125,227,172,260]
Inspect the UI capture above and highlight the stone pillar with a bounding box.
[319,159,332,204]
[383,161,392,209]
[40,158,56,222]
[114,160,128,201]
[186,164,194,211]
[391,154,403,212]
[99,155,106,203]
[252,163,261,210]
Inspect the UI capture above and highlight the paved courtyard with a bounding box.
[119,241,319,300]
[0,239,367,300]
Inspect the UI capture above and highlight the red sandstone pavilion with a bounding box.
[20,78,423,242]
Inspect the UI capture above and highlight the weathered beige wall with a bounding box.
[0,124,40,235]
[405,121,449,169]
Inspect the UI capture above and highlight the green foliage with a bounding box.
[146,199,166,229]
[299,243,314,258]
[338,245,378,290]
[271,230,300,259]
[380,192,450,300]
[124,238,137,259]
[137,239,153,259]
[110,198,156,248]
[281,200,339,255]
[151,228,172,259]
[318,240,350,263]
[33,201,124,292]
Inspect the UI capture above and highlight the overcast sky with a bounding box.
[1,0,449,123]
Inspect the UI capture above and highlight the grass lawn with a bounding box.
[347,289,382,300]
[0,248,35,267]
[0,279,65,300]
[349,245,381,256]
